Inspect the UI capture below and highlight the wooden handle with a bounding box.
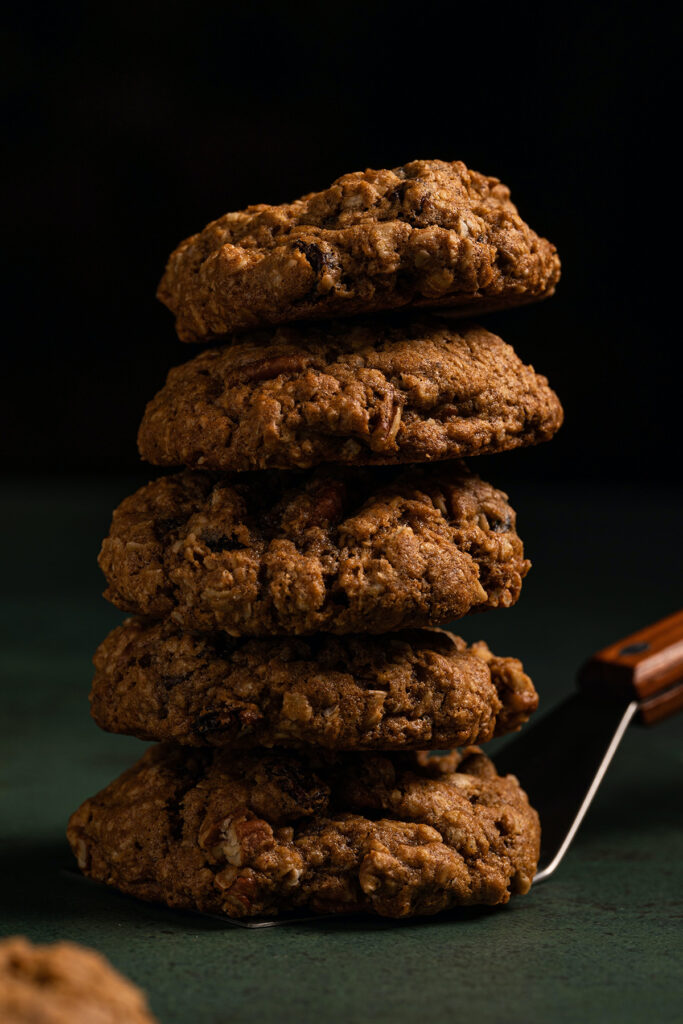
[578,609,683,725]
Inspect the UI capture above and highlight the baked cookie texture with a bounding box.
[157,159,560,342]
[67,745,540,919]
[0,936,156,1024]
[138,318,563,472]
[98,463,529,636]
[91,619,538,750]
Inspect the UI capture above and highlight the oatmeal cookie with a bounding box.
[98,464,529,635]
[91,619,538,749]
[67,745,540,918]
[158,159,560,342]
[138,318,563,472]
[0,936,156,1024]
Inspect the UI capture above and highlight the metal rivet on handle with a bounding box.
[619,641,650,656]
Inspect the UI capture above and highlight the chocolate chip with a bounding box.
[203,376,224,400]
[194,709,231,737]
[155,516,186,538]
[408,192,431,224]
[259,761,328,815]
[385,181,410,207]
[194,705,261,740]
[162,673,190,689]
[490,513,512,533]
[294,239,330,276]
[201,532,242,552]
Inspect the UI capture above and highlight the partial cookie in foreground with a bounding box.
[0,936,156,1024]
[158,159,560,342]
[138,318,563,472]
[99,463,529,636]
[92,619,538,750]
[67,745,540,919]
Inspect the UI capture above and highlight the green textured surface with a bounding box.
[1,476,682,1024]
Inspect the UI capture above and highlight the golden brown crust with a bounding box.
[157,159,560,342]
[67,745,540,918]
[138,318,563,472]
[91,619,538,750]
[98,464,530,636]
[0,937,157,1024]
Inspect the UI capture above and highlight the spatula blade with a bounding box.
[494,692,638,881]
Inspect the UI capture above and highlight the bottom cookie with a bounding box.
[0,936,157,1024]
[67,745,540,919]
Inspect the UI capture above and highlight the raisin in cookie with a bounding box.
[99,464,529,636]
[91,619,538,750]
[67,745,540,919]
[158,159,560,342]
[138,317,562,472]
[0,936,157,1024]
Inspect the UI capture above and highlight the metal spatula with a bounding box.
[495,608,683,883]
[232,609,683,926]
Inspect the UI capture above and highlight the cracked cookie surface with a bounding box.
[138,317,563,472]
[91,619,538,750]
[67,745,540,918]
[98,464,529,636]
[158,159,560,342]
[0,936,157,1024]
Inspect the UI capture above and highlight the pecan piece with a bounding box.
[200,814,274,865]
[371,397,403,451]
[231,354,313,384]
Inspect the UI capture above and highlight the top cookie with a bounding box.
[0,936,157,1024]
[138,317,563,472]
[158,159,560,342]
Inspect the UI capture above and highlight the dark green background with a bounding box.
[2,475,681,1023]
[4,5,681,1019]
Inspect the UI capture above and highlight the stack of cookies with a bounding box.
[68,160,562,920]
